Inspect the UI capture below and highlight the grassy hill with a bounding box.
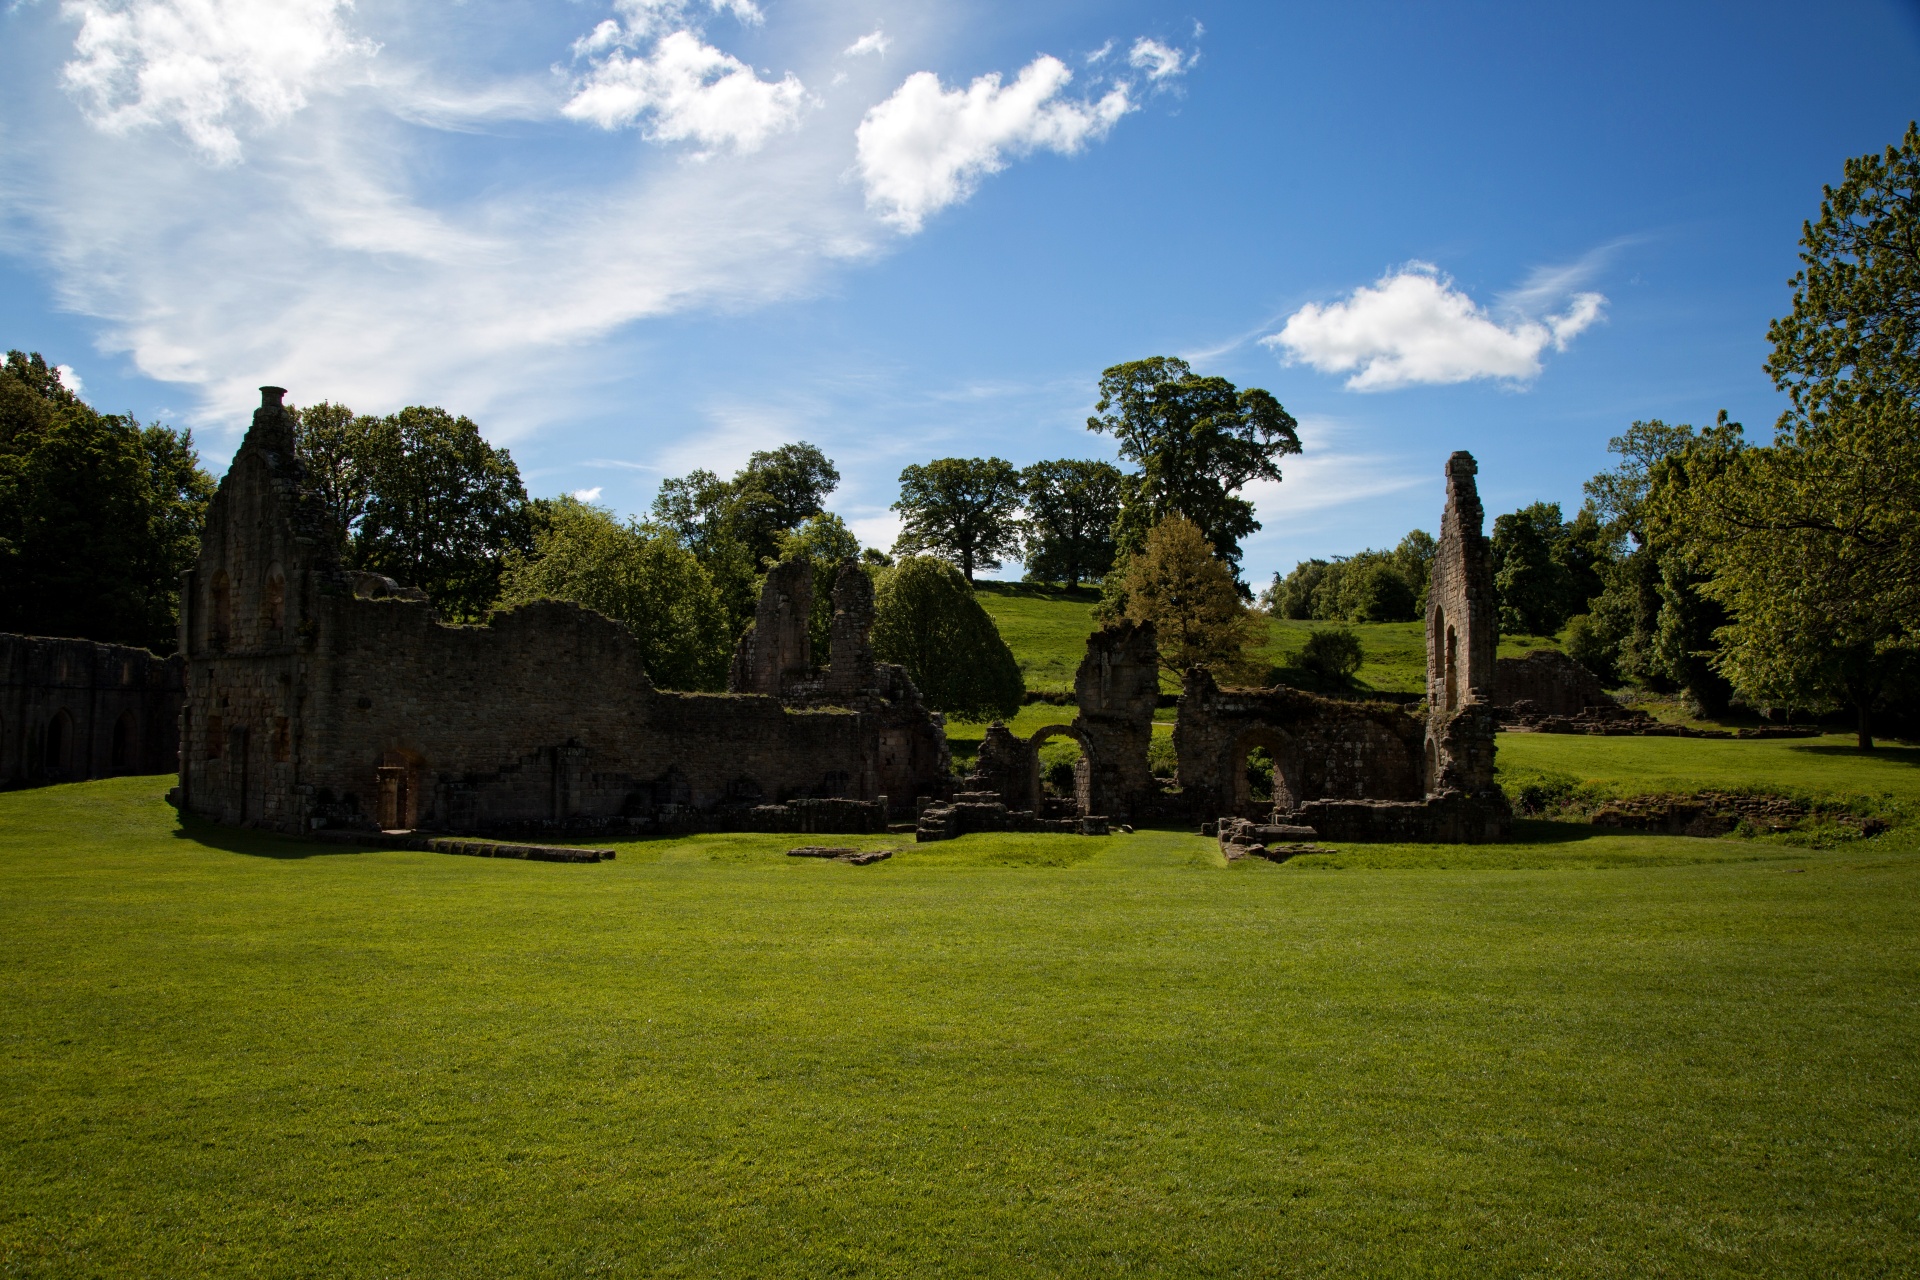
[2,774,1915,1276]
[973,581,1564,696]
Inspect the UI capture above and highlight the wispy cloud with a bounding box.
[843,29,888,57]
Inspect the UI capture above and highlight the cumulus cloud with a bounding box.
[56,364,85,396]
[844,30,889,57]
[573,485,604,502]
[1263,263,1606,391]
[1127,38,1190,82]
[60,0,374,164]
[563,29,807,152]
[855,56,1131,232]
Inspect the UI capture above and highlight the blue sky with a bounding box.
[3,0,1918,585]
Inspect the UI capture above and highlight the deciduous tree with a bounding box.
[891,457,1024,584]
[0,351,212,651]
[497,497,732,691]
[1087,356,1300,575]
[1020,459,1122,588]
[1119,515,1260,675]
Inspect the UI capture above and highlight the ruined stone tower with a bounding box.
[1424,451,1500,793]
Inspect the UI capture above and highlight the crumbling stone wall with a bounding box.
[1170,449,1511,842]
[179,387,947,836]
[1494,649,1613,719]
[1,634,183,787]
[1173,669,1426,820]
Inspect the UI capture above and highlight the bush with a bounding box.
[1299,628,1364,684]
[871,555,1024,720]
[1563,613,1618,685]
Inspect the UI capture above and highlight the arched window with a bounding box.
[111,710,139,773]
[1445,625,1459,712]
[209,572,232,649]
[44,709,73,777]
[261,565,286,634]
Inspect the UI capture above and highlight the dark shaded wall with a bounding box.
[1,634,183,787]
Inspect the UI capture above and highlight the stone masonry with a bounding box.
[1171,449,1512,843]
[177,387,947,837]
[1,633,183,787]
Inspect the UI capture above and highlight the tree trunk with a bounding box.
[1858,699,1875,751]
[961,546,974,584]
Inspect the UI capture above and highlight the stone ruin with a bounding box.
[176,389,1514,847]
[957,450,1513,843]
[174,387,949,837]
[1,633,183,787]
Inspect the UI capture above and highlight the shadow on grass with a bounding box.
[172,814,373,859]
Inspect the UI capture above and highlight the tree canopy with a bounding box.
[294,403,531,622]
[1262,530,1433,623]
[497,498,732,691]
[1119,515,1260,676]
[0,351,212,651]
[1020,458,1122,589]
[870,555,1024,720]
[891,457,1024,584]
[651,442,841,632]
[1766,120,1920,425]
[1087,356,1300,574]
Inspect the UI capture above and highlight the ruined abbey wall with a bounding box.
[1,634,182,787]
[179,388,945,837]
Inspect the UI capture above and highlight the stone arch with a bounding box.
[260,562,286,635]
[209,570,232,650]
[1230,725,1303,818]
[111,709,139,773]
[44,709,74,779]
[1445,622,1460,713]
[377,748,427,830]
[1027,723,1094,815]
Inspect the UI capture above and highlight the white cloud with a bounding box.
[55,364,85,396]
[563,29,807,152]
[843,30,889,57]
[1263,263,1606,391]
[855,56,1132,233]
[1127,38,1190,82]
[60,0,374,165]
[1085,40,1114,65]
[573,486,605,502]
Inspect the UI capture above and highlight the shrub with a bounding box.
[871,556,1024,720]
[1299,628,1364,684]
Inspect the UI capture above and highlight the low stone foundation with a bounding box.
[1284,789,1511,843]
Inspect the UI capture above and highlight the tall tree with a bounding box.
[1673,399,1920,748]
[652,442,841,634]
[293,401,378,553]
[0,351,212,651]
[1020,458,1122,588]
[1766,121,1920,425]
[345,406,531,621]
[1087,356,1301,575]
[1119,515,1260,675]
[497,497,731,691]
[870,555,1024,720]
[891,456,1024,584]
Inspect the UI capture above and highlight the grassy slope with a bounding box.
[1497,731,1920,807]
[973,582,1561,696]
[3,776,1917,1277]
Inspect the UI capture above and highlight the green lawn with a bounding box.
[3,774,1917,1276]
[973,581,1562,696]
[1497,730,1920,809]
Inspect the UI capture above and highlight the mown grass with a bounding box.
[1496,730,1920,808]
[974,581,1561,696]
[3,775,1918,1277]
